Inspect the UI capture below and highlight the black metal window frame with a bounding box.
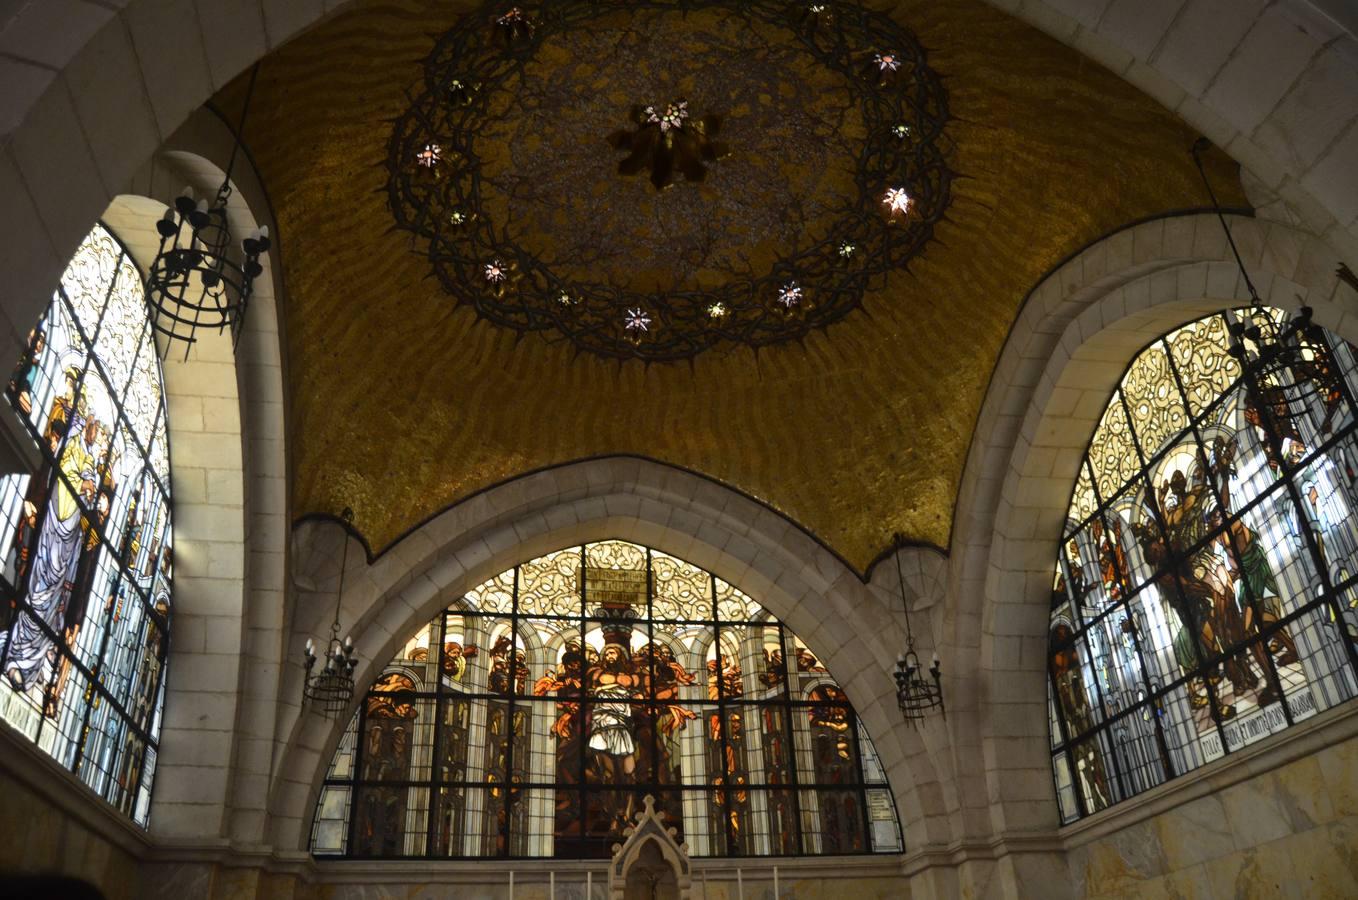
[0,221,173,827]
[312,541,903,859]
[1048,307,1358,823]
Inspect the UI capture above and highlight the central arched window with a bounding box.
[1048,308,1358,823]
[311,540,903,858]
[0,222,173,826]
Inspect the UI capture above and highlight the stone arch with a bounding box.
[90,106,290,843]
[950,212,1358,843]
[270,458,948,855]
[14,162,270,844]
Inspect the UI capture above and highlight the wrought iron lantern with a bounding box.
[145,64,269,357]
[1191,139,1323,422]
[303,507,360,717]
[890,533,943,721]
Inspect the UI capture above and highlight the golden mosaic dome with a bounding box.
[218,0,1245,570]
[386,2,953,360]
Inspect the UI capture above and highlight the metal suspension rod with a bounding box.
[1191,137,1262,305]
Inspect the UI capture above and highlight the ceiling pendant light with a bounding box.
[303,507,360,718]
[145,64,270,358]
[1191,139,1321,419]
[891,533,944,722]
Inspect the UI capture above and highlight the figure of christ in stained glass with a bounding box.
[587,637,642,786]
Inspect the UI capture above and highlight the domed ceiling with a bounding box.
[218,0,1245,572]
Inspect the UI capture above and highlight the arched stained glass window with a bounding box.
[311,540,903,858]
[1048,308,1358,823]
[0,223,172,826]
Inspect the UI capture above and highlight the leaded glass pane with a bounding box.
[1050,307,1358,822]
[0,222,171,828]
[313,540,903,858]
[59,228,119,339]
[1085,389,1141,509]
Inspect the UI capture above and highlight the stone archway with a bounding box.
[948,212,1358,856]
[86,106,291,845]
[268,457,951,857]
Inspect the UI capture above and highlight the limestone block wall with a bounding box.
[0,730,146,900]
[296,858,909,900]
[1064,708,1358,898]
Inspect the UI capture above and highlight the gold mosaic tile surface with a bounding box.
[217,0,1245,570]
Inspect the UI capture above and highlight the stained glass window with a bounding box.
[1048,308,1358,823]
[310,540,903,858]
[0,223,172,826]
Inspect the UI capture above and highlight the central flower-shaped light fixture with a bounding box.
[884,186,913,217]
[609,97,728,190]
[649,100,689,132]
[415,143,442,168]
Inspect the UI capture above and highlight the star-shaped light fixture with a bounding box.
[624,308,652,332]
[416,143,442,168]
[883,186,913,217]
[875,52,901,72]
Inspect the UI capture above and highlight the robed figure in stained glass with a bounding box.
[3,381,112,696]
[0,223,173,828]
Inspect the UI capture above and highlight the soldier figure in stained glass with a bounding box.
[759,646,787,690]
[794,646,826,673]
[1154,467,1258,703]
[648,643,696,783]
[1049,624,1111,811]
[534,645,585,743]
[808,685,854,772]
[442,640,476,682]
[355,674,419,855]
[1092,517,1128,601]
[6,321,45,416]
